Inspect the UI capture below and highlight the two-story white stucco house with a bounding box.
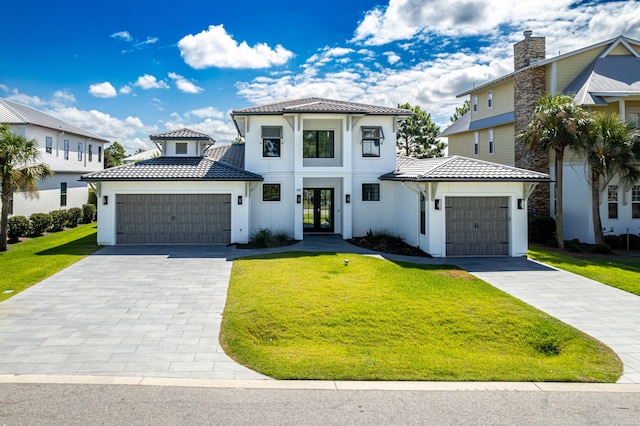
[1,98,109,217]
[83,98,549,257]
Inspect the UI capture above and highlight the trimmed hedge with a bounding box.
[7,215,29,242]
[529,215,556,243]
[28,213,52,237]
[67,207,82,228]
[82,204,97,224]
[49,210,70,232]
[604,235,623,250]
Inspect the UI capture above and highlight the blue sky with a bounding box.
[1,0,639,153]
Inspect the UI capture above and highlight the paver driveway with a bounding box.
[0,245,267,379]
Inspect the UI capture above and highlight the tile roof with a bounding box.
[150,128,215,142]
[204,143,245,169]
[81,156,262,182]
[564,56,640,105]
[232,97,413,116]
[381,156,550,182]
[0,98,109,142]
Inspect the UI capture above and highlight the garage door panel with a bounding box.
[446,197,509,256]
[117,194,231,244]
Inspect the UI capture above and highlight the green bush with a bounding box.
[271,229,292,247]
[88,188,98,206]
[604,235,623,250]
[82,204,97,224]
[49,210,70,232]
[618,233,640,250]
[7,215,29,243]
[251,228,273,248]
[593,243,612,255]
[565,239,582,253]
[529,216,556,243]
[28,213,52,237]
[67,207,82,228]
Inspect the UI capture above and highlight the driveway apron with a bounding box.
[0,245,267,379]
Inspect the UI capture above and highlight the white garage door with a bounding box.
[116,194,231,244]
[445,197,509,256]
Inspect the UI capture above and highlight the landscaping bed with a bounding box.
[347,232,431,257]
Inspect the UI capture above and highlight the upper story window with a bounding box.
[263,183,281,202]
[63,140,69,160]
[487,91,493,108]
[88,145,93,162]
[488,128,494,155]
[474,132,479,156]
[303,130,334,158]
[78,143,83,161]
[46,136,53,154]
[262,126,282,157]
[632,185,640,219]
[472,95,478,113]
[608,185,618,219]
[361,126,383,158]
[98,146,102,162]
[362,183,380,201]
[175,143,188,155]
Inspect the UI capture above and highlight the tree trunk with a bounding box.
[0,183,10,252]
[555,149,565,249]
[591,171,604,245]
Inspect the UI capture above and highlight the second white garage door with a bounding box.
[116,194,231,244]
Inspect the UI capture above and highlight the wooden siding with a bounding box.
[470,80,514,121]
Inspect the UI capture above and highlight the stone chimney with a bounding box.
[513,31,550,216]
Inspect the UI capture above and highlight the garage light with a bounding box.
[517,198,524,210]
[434,199,441,210]
[103,196,108,205]
[237,195,243,205]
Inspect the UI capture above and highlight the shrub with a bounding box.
[565,239,582,253]
[7,216,29,243]
[67,207,82,228]
[529,216,556,243]
[28,213,52,237]
[88,188,98,206]
[82,204,97,224]
[49,210,70,232]
[593,243,612,255]
[271,229,292,247]
[603,235,623,250]
[251,228,273,248]
[618,233,640,250]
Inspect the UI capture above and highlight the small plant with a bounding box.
[604,235,623,250]
[271,229,291,247]
[7,216,29,243]
[82,204,97,224]
[87,188,98,206]
[529,215,556,243]
[618,233,640,250]
[251,228,273,248]
[28,213,52,237]
[593,243,612,255]
[49,210,70,232]
[67,207,82,228]
[565,239,582,253]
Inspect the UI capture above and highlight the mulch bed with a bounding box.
[347,236,432,257]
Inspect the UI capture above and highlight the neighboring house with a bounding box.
[83,98,549,257]
[0,98,109,217]
[442,32,640,243]
[122,148,161,164]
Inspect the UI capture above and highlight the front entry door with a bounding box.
[303,188,334,232]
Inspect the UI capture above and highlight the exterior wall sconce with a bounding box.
[297,194,302,204]
[345,194,351,203]
[102,196,108,205]
[517,198,524,210]
[434,199,441,210]
[237,195,243,205]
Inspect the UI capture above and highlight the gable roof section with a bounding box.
[81,156,262,182]
[232,97,413,116]
[150,128,215,142]
[564,55,640,105]
[440,111,471,136]
[204,143,245,169]
[381,155,550,182]
[0,98,109,142]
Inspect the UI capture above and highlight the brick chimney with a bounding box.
[513,31,550,216]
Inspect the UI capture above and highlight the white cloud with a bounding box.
[4,89,45,106]
[137,37,158,46]
[111,31,132,41]
[88,82,117,98]
[187,106,224,119]
[134,74,169,90]
[119,85,132,95]
[53,90,75,103]
[384,51,401,65]
[177,24,294,69]
[168,72,204,94]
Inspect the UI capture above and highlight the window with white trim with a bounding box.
[261,126,282,157]
[7,194,13,215]
[46,136,53,154]
[98,146,102,162]
[88,144,93,162]
[362,183,380,201]
[472,95,478,113]
[263,184,281,202]
[78,143,83,161]
[474,132,479,156]
[487,91,493,108]
[60,182,67,207]
[175,143,188,155]
[63,140,69,160]
[608,185,618,219]
[303,130,334,158]
[420,193,426,235]
[632,185,640,219]
[488,128,494,155]
[361,126,383,158]
[628,111,639,129]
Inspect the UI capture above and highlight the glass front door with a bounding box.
[303,188,334,232]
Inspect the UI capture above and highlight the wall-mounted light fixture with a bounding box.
[517,198,524,210]
[237,195,243,205]
[297,194,302,204]
[434,199,441,210]
[345,194,351,204]
[102,196,108,205]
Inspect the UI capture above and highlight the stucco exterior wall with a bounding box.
[8,173,88,217]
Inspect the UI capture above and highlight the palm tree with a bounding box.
[584,112,640,245]
[518,94,590,249]
[0,124,52,251]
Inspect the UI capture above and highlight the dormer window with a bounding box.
[175,143,188,155]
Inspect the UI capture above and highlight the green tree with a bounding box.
[104,141,127,168]
[518,94,590,249]
[396,103,445,158]
[584,112,640,245]
[450,99,470,123]
[0,124,52,251]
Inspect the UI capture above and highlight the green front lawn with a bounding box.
[0,224,101,301]
[528,246,640,296]
[222,252,621,382]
